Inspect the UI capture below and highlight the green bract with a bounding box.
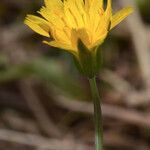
[73,39,102,78]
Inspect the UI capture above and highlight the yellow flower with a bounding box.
[25,0,133,78]
[25,0,133,53]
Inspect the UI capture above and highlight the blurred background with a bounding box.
[0,0,150,150]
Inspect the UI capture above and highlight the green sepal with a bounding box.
[95,44,103,72]
[73,55,84,75]
[73,39,102,78]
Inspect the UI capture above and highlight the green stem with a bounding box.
[89,77,103,150]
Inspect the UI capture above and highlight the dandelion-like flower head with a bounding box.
[25,0,133,54]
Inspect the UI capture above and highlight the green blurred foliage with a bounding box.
[0,56,85,99]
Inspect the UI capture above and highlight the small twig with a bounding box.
[0,129,91,150]
[104,131,149,150]
[54,95,150,129]
[101,70,133,96]
[101,70,150,106]
[19,80,61,138]
[117,0,150,88]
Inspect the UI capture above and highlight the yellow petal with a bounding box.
[43,41,73,51]
[100,0,104,8]
[44,0,63,10]
[53,29,70,43]
[94,17,108,43]
[104,0,112,30]
[38,7,65,29]
[85,0,103,10]
[110,6,133,29]
[86,0,104,22]
[77,28,90,46]
[105,0,112,17]
[64,0,84,28]
[84,0,91,10]
[71,28,90,49]
[93,32,108,48]
[71,29,78,48]
[24,15,50,37]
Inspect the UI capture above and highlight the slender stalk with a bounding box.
[89,77,103,150]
